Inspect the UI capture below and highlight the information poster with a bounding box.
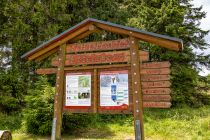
[100,70,129,110]
[65,72,91,107]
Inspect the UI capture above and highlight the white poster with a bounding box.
[65,72,91,106]
[100,70,128,109]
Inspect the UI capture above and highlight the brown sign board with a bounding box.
[141,74,170,81]
[143,102,171,108]
[141,61,171,69]
[51,50,149,66]
[143,95,171,101]
[142,88,171,95]
[66,38,131,53]
[142,81,171,88]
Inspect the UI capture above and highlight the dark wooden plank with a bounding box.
[142,88,171,95]
[143,95,171,101]
[142,81,171,88]
[141,68,170,75]
[143,102,171,108]
[141,61,171,69]
[141,74,170,81]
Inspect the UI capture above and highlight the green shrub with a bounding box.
[23,76,54,135]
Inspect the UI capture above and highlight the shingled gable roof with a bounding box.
[21,18,183,60]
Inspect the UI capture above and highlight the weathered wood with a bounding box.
[143,102,171,108]
[141,61,171,69]
[143,95,171,101]
[51,50,149,66]
[93,69,98,113]
[142,81,171,88]
[69,26,101,43]
[28,24,94,60]
[142,88,171,95]
[53,43,66,140]
[66,38,131,53]
[141,74,170,81]
[141,68,170,75]
[0,130,12,140]
[94,22,180,51]
[130,38,144,140]
[35,48,58,62]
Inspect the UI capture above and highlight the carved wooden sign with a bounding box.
[52,50,149,66]
[36,39,172,112]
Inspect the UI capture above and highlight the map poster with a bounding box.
[65,72,91,108]
[100,70,129,110]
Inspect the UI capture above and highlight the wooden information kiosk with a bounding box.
[21,18,183,140]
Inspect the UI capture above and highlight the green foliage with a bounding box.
[125,0,210,106]
[0,112,22,132]
[23,76,54,135]
[0,70,25,112]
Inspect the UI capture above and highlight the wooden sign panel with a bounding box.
[51,50,149,66]
[66,38,131,53]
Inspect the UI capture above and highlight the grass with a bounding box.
[0,106,209,140]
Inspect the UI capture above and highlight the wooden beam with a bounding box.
[93,69,98,113]
[130,38,144,140]
[28,24,94,60]
[69,27,101,43]
[52,43,66,140]
[94,23,180,51]
[35,48,58,62]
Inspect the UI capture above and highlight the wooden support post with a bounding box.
[93,69,98,113]
[52,43,66,140]
[130,37,144,140]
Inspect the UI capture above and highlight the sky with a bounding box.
[191,0,210,76]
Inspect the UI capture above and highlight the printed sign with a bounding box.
[100,70,129,110]
[65,72,91,108]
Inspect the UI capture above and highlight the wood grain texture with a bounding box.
[141,61,171,69]
[53,44,66,140]
[28,24,93,60]
[141,74,170,81]
[94,22,180,51]
[51,50,149,66]
[141,68,170,75]
[142,88,171,95]
[66,38,131,53]
[143,102,171,108]
[142,81,171,88]
[143,95,171,101]
[130,38,144,140]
